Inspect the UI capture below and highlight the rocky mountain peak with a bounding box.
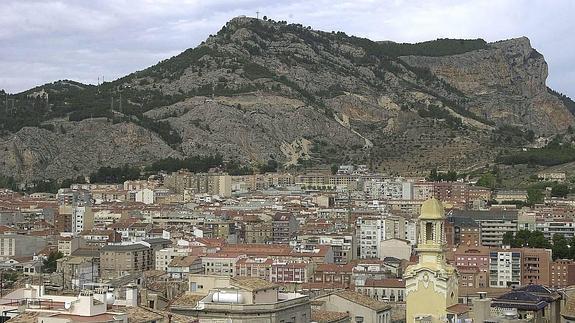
[1,18,574,181]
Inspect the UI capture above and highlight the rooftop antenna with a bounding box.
[256,11,260,19]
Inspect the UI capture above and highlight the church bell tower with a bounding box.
[405,198,459,323]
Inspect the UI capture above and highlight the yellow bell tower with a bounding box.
[405,198,458,323]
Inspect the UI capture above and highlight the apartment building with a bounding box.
[173,275,311,322]
[270,262,309,284]
[164,170,232,197]
[242,219,272,243]
[155,247,190,271]
[489,249,521,287]
[356,216,386,259]
[72,206,94,235]
[313,263,354,288]
[56,256,99,289]
[449,210,518,247]
[494,190,528,203]
[0,234,47,260]
[355,278,406,302]
[202,254,242,276]
[297,233,355,264]
[449,217,481,247]
[100,242,154,280]
[488,247,551,288]
[235,257,273,281]
[57,236,85,256]
[272,212,298,244]
[167,256,203,279]
[535,218,575,239]
[550,259,575,288]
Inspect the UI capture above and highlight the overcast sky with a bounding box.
[1,0,573,97]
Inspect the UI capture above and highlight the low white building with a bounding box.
[378,238,411,261]
[135,188,155,205]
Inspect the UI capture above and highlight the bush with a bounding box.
[498,141,575,166]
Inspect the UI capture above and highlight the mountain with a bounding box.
[1,16,574,182]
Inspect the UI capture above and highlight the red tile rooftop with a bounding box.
[316,263,354,272]
[446,303,471,314]
[363,278,405,288]
[48,313,119,322]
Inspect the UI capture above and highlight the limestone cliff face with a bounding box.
[0,120,179,180]
[400,37,574,134]
[2,18,574,181]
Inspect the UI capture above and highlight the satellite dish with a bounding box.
[64,301,72,310]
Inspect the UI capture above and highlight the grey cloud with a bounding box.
[0,0,573,98]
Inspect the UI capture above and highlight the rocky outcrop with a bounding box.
[0,119,179,180]
[2,17,573,181]
[400,37,574,133]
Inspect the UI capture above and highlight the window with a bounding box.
[426,222,434,241]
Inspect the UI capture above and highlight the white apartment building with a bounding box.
[72,206,94,236]
[535,219,575,239]
[356,214,417,259]
[356,217,387,259]
[363,178,413,200]
[489,250,521,287]
[135,188,155,205]
[202,254,241,276]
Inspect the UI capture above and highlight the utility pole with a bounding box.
[256,11,260,19]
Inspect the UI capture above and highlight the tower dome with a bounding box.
[419,197,445,220]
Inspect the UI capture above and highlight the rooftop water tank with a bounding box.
[212,291,244,304]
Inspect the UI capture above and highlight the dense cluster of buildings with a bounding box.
[0,166,575,322]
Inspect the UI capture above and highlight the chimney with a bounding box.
[125,284,138,307]
[472,292,492,323]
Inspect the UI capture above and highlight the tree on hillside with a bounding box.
[551,184,570,197]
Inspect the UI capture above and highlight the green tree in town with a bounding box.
[527,188,544,205]
[553,234,570,260]
[43,251,64,273]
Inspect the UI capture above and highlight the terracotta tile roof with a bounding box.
[447,303,471,314]
[363,278,405,288]
[5,311,40,322]
[316,263,354,273]
[301,282,345,290]
[334,290,391,312]
[116,305,190,322]
[170,293,206,307]
[231,276,279,291]
[169,256,200,267]
[312,309,350,322]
